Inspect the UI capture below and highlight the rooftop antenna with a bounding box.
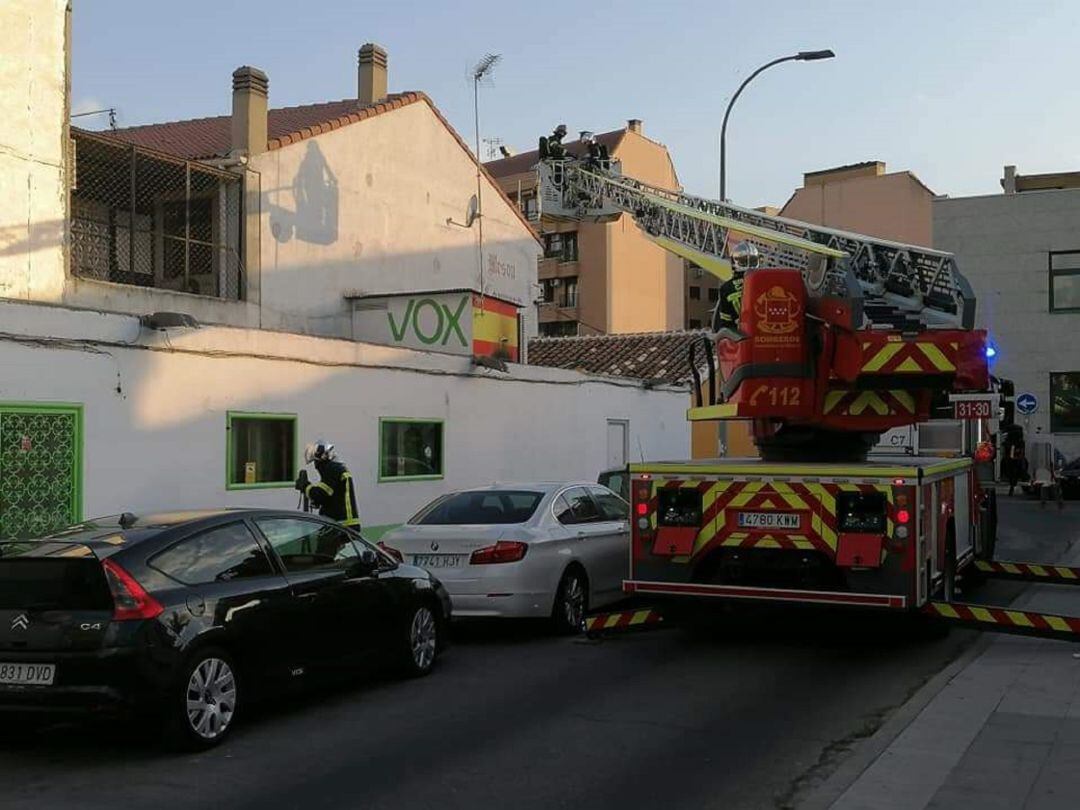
[472,53,501,306]
[482,136,504,160]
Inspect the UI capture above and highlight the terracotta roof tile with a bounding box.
[96,91,540,244]
[527,330,711,384]
[103,93,427,160]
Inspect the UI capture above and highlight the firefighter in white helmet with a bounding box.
[295,440,360,528]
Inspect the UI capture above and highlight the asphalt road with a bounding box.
[0,495,1074,810]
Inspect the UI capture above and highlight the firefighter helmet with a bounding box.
[731,241,761,272]
[304,440,335,464]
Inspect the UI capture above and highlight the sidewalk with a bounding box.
[805,496,1080,810]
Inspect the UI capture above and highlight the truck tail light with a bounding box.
[470,541,528,565]
[102,559,163,621]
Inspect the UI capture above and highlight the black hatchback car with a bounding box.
[0,509,451,748]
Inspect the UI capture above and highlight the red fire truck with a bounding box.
[538,138,1080,640]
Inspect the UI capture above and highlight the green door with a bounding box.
[0,405,83,541]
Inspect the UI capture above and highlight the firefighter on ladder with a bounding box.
[295,440,361,528]
[712,241,760,332]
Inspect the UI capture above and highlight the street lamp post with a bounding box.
[718,50,835,201]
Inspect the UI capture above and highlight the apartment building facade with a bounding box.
[486,121,684,337]
[935,165,1080,458]
[781,160,935,246]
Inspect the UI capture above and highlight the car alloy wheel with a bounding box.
[410,606,438,673]
[186,656,237,741]
[559,571,586,630]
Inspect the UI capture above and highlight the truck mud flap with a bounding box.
[583,608,664,638]
[923,601,1080,642]
[973,560,1080,586]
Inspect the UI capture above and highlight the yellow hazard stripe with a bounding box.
[917,342,955,372]
[1047,615,1072,633]
[862,343,903,372]
[823,391,845,414]
[1005,611,1034,628]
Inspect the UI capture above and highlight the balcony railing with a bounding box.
[70,130,243,300]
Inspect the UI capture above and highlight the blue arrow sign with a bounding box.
[1016,392,1038,415]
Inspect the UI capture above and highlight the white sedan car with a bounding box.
[380,483,630,630]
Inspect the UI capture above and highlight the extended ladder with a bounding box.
[538,158,975,331]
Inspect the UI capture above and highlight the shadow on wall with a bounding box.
[265,141,339,246]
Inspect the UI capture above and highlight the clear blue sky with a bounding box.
[72,0,1079,208]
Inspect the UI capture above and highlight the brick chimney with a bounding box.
[627,118,643,134]
[358,43,388,105]
[231,66,268,157]
[1002,165,1017,194]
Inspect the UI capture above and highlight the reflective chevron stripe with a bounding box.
[860,341,957,374]
[924,601,1080,638]
[583,608,664,635]
[974,560,1080,584]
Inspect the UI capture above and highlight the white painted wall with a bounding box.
[0,299,687,529]
[935,189,1080,458]
[254,101,540,340]
[0,0,68,303]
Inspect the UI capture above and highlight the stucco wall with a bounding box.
[934,190,1080,457]
[0,299,688,528]
[782,172,933,247]
[607,131,684,332]
[0,0,69,303]
[254,102,539,340]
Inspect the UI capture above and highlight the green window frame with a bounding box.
[0,402,84,540]
[226,411,298,490]
[378,418,444,482]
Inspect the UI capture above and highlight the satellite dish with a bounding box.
[465,195,479,228]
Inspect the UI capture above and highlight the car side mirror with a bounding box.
[352,546,380,575]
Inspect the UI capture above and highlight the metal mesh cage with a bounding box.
[70,131,243,300]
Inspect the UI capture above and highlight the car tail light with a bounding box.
[102,559,163,621]
[470,541,528,565]
[377,541,403,562]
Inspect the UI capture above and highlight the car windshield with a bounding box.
[411,490,545,525]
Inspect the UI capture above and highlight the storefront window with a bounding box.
[227,412,296,489]
[379,419,444,481]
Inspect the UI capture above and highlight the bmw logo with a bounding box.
[430,541,439,551]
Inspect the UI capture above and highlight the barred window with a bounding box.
[70,130,243,301]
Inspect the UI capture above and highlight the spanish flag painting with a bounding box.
[472,294,520,361]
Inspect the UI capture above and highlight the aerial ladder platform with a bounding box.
[533,131,1080,647]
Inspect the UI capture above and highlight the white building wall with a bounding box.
[934,189,1080,457]
[0,0,69,303]
[0,300,687,530]
[255,101,540,341]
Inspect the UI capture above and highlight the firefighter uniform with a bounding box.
[715,273,745,331]
[305,458,360,528]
